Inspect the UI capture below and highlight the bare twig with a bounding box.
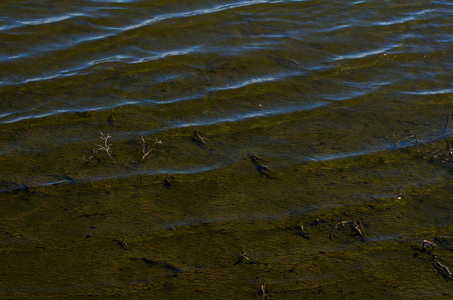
[139,135,162,162]
[421,240,436,252]
[192,130,206,145]
[352,222,364,237]
[82,155,93,163]
[259,282,271,300]
[432,254,452,279]
[330,221,352,239]
[82,148,100,164]
[140,135,152,161]
[96,132,115,163]
[235,249,253,265]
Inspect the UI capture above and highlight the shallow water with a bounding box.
[1,0,452,298]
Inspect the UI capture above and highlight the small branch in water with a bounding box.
[162,175,174,188]
[82,148,101,164]
[258,281,271,300]
[330,221,352,239]
[235,249,254,265]
[294,224,310,239]
[250,154,269,173]
[432,254,452,279]
[351,222,364,237]
[249,154,281,179]
[192,130,206,145]
[330,220,365,241]
[421,240,436,252]
[139,135,162,162]
[96,132,115,163]
[113,239,130,250]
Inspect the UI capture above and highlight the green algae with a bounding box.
[0,1,452,297]
[1,124,452,299]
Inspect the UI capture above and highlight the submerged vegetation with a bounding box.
[3,123,452,299]
[0,0,452,297]
[0,99,451,298]
[0,99,451,299]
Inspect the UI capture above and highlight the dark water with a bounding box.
[1,0,452,298]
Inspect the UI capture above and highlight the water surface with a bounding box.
[1,0,452,298]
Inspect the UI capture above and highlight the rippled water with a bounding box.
[1,0,452,298]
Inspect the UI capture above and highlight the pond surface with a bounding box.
[1,0,452,298]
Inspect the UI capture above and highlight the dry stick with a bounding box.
[259,282,270,300]
[140,134,152,162]
[421,240,436,252]
[96,132,115,163]
[358,218,366,236]
[432,255,452,278]
[235,249,253,265]
[352,222,364,237]
[192,130,206,145]
[330,221,352,239]
[82,150,96,164]
[139,135,162,162]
